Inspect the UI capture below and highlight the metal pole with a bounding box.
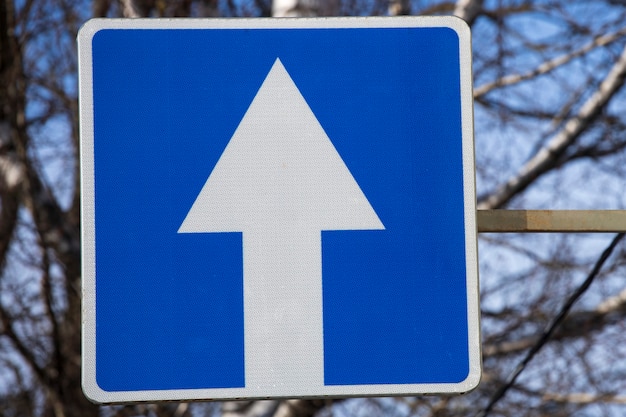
[477,210,626,233]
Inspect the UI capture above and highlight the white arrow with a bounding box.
[178,58,384,395]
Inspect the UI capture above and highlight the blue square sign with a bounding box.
[79,16,480,403]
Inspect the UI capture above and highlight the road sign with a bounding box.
[79,16,480,403]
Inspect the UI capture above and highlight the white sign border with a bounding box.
[79,15,480,404]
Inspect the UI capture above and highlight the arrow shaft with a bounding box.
[243,230,324,395]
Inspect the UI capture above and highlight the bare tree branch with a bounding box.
[273,400,332,417]
[484,274,626,357]
[120,0,141,17]
[478,41,626,209]
[223,399,331,417]
[543,392,626,405]
[453,0,483,26]
[474,27,626,98]
[223,401,281,417]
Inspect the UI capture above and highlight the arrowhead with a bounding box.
[179,58,384,234]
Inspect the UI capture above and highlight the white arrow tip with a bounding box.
[179,57,384,234]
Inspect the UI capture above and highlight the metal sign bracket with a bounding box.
[477,210,626,233]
